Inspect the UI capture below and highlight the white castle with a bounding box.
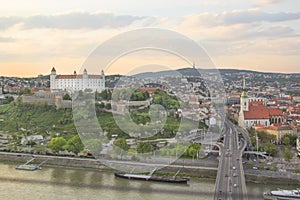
[50,67,105,92]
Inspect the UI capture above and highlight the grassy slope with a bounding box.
[0,103,207,140]
[0,103,76,138]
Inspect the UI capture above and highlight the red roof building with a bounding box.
[244,105,269,120]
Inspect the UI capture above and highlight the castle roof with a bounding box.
[56,75,103,79]
[51,67,56,72]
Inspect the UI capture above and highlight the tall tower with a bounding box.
[50,67,57,92]
[239,77,249,128]
[101,69,105,91]
[83,69,88,90]
[240,77,249,112]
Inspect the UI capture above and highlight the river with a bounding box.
[0,163,297,200]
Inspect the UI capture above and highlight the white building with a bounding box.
[50,67,105,92]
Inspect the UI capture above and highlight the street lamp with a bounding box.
[256,131,259,161]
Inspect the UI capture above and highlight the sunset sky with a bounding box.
[0,0,299,77]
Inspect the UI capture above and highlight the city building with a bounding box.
[50,67,105,92]
[255,124,297,143]
[238,78,283,128]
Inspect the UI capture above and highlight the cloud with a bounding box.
[255,0,282,5]
[245,26,296,38]
[0,37,15,43]
[179,9,300,27]
[0,12,146,30]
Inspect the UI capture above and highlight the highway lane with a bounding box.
[214,120,248,200]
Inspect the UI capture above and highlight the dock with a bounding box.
[16,157,48,171]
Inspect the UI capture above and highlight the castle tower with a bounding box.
[83,69,88,89]
[50,67,57,92]
[99,69,105,92]
[101,69,105,83]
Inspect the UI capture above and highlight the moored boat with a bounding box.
[16,164,40,171]
[263,188,300,200]
[114,172,189,184]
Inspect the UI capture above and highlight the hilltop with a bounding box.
[133,68,300,78]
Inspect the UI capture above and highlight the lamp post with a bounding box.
[256,131,259,161]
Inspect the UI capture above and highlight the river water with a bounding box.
[0,163,297,200]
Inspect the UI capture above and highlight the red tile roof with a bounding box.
[249,101,264,106]
[56,75,102,79]
[244,105,282,120]
[244,105,269,119]
[268,108,283,116]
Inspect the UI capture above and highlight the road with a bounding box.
[214,120,248,200]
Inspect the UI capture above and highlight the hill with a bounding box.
[133,68,300,78]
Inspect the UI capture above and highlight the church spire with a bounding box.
[241,77,248,98]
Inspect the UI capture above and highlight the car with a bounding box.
[252,166,258,170]
[233,184,237,188]
[232,166,236,170]
[233,173,237,177]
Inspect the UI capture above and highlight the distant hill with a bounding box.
[133,68,300,78]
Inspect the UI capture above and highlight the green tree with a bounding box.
[250,137,257,147]
[22,88,32,95]
[99,102,105,109]
[105,103,112,110]
[282,136,290,146]
[186,143,202,159]
[63,93,72,101]
[137,142,153,154]
[130,90,149,101]
[294,168,300,174]
[47,137,67,153]
[34,144,46,154]
[263,142,278,156]
[153,90,180,110]
[258,163,264,170]
[114,138,129,159]
[283,134,297,146]
[283,148,293,162]
[66,135,84,154]
[258,131,276,143]
[98,89,112,101]
[114,138,129,150]
[246,160,254,169]
[4,96,14,104]
[270,165,278,172]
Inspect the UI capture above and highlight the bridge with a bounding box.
[213,120,248,200]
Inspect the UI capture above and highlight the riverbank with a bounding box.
[0,151,299,185]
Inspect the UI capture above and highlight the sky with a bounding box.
[0,0,299,77]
